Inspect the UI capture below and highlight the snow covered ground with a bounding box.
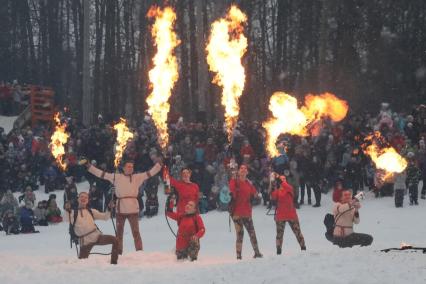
[1,182,425,284]
[0,115,18,134]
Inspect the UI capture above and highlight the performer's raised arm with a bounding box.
[86,162,115,183]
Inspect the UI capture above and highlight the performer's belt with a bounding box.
[335,225,353,237]
[77,228,98,239]
[116,196,138,214]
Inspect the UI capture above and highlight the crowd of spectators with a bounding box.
[1,102,426,235]
[0,80,30,116]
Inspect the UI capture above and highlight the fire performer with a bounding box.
[332,189,373,248]
[164,167,200,214]
[229,164,263,259]
[166,199,205,261]
[65,192,119,264]
[82,157,163,254]
[270,174,306,255]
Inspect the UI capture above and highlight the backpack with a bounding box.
[324,213,335,241]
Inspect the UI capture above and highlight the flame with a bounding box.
[113,118,134,168]
[263,92,348,157]
[49,113,69,171]
[146,6,179,150]
[363,132,407,179]
[206,5,247,141]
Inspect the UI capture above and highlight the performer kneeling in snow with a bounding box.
[229,164,263,259]
[166,199,205,261]
[65,192,119,264]
[332,189,373,248]
[270,174,306,254]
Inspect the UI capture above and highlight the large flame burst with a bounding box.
[146,6,179,150]
[263,92,348,157]
[206,5,247,141]
[50,113,69,171]
[113,118,134,168]
[363,131,407,180]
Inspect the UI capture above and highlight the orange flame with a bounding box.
[363,132,407,180]
[49,113,69,171]
[206,5,247,141]
[147,6,180,150]
[263,92,348,157]
[113,118,134,168]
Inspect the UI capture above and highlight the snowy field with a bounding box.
[1,182,426,284]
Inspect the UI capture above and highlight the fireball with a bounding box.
[147,6,180,150]
[49,113,69,171]
[263,92,348,157]
[113,118,134,168]
[206,5,247,141]
[363,132,407,178]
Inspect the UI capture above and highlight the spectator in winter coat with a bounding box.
[46,198,63,223]
[87,158,162,255]
[240,140,255,161]
[144,193,159,217]
[229,164,262,259]
[65,192,119,264]
[344,155,363,195]
[0,190,19,217]
[19,201,38,233]
[19,186,36,207]
[270,175,306,255]
[33,201,48,226]
[2,210,20,235]
[406,157,421,205]
[332,190,373,248]
[394,171,407,207]
[170,155,186,180]
[179,136,195,165]
[204,138,218,165]
[166,200,205,261]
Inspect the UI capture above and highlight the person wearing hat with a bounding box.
[84,156,163,254]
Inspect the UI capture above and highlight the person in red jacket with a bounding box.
[332,180,345,203]
[270,174,306,255]
[229,164,262,259]
[166,200,205,261]
[166,167,200,214]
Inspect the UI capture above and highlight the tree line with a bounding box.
[1,0,425,123]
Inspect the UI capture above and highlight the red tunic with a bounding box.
[271,181,298,221]
[229,179,257,217]
[166,212,205,250]
[170,177,200,214]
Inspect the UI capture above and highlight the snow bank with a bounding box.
[0,115,18,134]
[1,182,425,284]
